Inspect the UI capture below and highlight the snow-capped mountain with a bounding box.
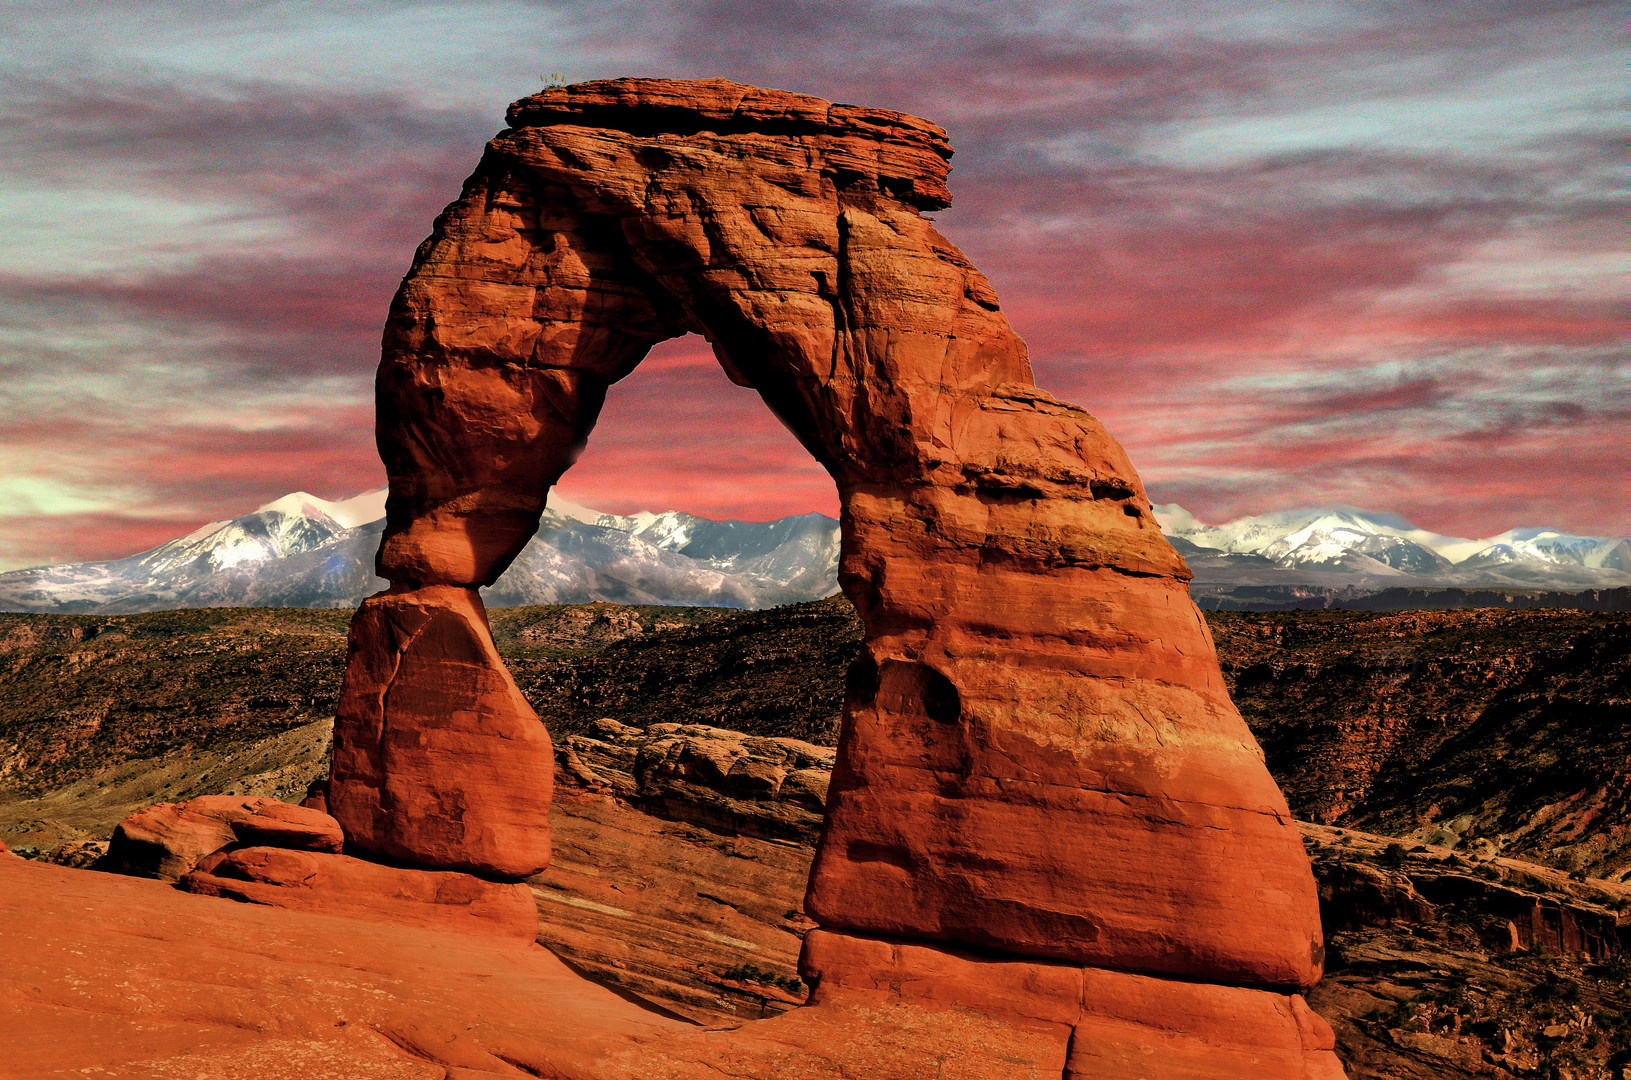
[0,492,371,613]
[1451,529,1630,573]
[482,499,841,610]
[1153,504,1631,590]
[0,490,841,614]
[2,489,1621,615]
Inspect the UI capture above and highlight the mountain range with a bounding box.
[0,489,840,614]
[1154,504,1631,592]
[0,491,1623,614]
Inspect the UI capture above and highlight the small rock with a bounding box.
[1390,1029,1482,1068]
[300,777,329,814]
[558,744,607,788]
[45,839,107,869]
[590,718,643,741]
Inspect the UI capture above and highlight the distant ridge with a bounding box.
[0,489,840,614]
[1190,585,1631,613]
[0,492,1623,614]
[1154,504,1630,599]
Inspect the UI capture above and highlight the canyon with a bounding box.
[4,600,1624,880]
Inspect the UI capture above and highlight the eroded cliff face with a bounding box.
[1214,609,1631,880]
[323,77,1341,1077]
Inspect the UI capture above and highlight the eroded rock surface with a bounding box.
[183,846,538,940]
[538,781,818,1022]
[2,854,1337,1080]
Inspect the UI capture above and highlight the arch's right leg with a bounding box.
[328,161,676,879]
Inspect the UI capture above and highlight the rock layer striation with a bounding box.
[328,76,1341,1076]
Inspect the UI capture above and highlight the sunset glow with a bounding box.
[0,0,1623,570]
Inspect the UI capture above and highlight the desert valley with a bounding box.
[2,597,1627,1077]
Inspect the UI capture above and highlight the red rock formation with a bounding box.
[324,76,1338,1075]
[183,846,538,940]
[103,795,275,881]
[329,585,551,879]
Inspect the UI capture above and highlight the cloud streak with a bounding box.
[0,0,1623,570]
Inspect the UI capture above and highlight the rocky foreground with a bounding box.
[7,848,1080,1080]
[5,716,1628,1078]
[2,602,1628,1076]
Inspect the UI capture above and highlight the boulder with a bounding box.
[43,840,107,869]
[328,585,552,880]
[560,720,835,843]
[103,795,273,881]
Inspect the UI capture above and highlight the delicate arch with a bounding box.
[328,78,1342,1077]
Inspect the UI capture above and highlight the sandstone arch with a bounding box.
[328,78,1346,1078]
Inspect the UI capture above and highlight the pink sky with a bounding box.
[0,1,1623,570]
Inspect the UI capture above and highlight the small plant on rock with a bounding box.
[719,963,806,996]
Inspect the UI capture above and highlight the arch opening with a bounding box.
[553,335,838,528]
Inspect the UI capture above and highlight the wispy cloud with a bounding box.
[0,0,1622,570]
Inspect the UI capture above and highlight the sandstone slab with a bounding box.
[537,781,816,1023]
[182,845,538,941]
[1,854,658,1079]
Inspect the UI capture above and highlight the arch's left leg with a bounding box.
[329,158,677,878]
